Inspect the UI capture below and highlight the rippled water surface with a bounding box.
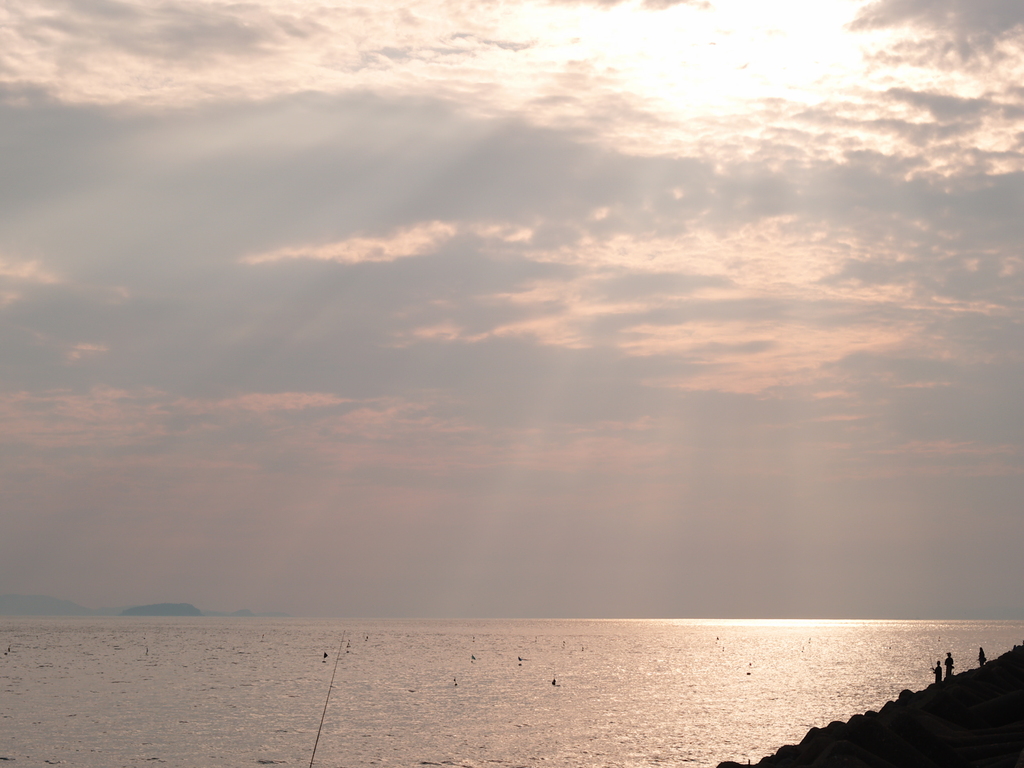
[3,618,1023,768]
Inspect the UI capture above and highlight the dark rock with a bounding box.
[802,729,827,747]
[811,740,901,768]
[970,692,1024,729]
[777,745,802,762]
[949,685,990,708]
[797,736,839,767]
[956,741,1024,762]
[971,753,1021,768]
[797,726,852,767]
[844,714,940,768]
[922,691,992,730]
[719,649,1024,768]
[888,711,972,768]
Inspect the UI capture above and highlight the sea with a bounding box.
[3,618,1023,768]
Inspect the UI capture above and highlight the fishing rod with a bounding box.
[309,635,345,768]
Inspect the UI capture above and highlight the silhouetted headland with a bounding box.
[718,646,1024,768]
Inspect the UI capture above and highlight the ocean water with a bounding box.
[3,618,1023,768]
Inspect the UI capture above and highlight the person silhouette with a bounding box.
[944,652,954,680]
[933,661,942,684]
[979,647,987,666]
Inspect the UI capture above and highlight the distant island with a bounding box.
[121,603,203,616]
[0,594,288,617]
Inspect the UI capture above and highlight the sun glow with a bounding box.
[561,0,863,107]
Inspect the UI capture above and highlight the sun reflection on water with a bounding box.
[4,617,1023,768]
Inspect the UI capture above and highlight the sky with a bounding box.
[2,0,1024,619]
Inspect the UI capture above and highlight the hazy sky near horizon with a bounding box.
[3,0,1024,619]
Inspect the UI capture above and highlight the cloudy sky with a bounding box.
[2,0,1024,619]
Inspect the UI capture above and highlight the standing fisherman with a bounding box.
[944,652,954,680]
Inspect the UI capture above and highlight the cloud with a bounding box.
[243,222,460,265]
[242,222,536,266]
[640,0,711,9]
[4,0,318,64]
[548,0,710,8]
[885,88,996,124]
[0,256,60,284]
[0,255,61,307]
[851,0,1024,68]
[3,92,1024,408]
[851,0,1024,38]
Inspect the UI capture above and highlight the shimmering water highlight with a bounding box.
[3,618,1023,768]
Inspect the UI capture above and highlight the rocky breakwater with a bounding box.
[718,647,1024,768]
